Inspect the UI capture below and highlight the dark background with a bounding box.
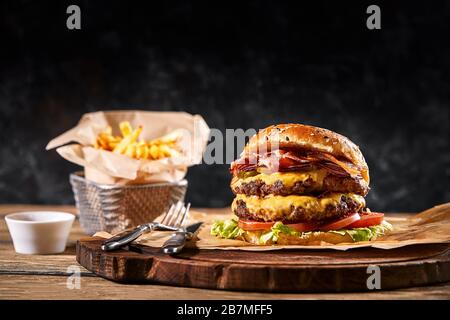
[1,0,449,211]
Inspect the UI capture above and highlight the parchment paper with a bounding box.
[94,202,450,251]
[46,111,210,184]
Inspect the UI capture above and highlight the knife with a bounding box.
[161,222,203,254]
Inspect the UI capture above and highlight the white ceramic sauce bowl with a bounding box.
[5,211,75,254]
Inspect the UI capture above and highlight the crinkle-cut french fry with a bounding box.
[113,125,142,154]
[149,144,159,159]
[95,127,118,150]
[98,133,111,143]
[135,141,147,159]
[110,136,121,143]
[109,141,119,149]
[119,121,132,137]
[135,145,142,159]
[142,144,149,159]
[97,137,110,150]
[149,137,176,146]
[158,145,172,157]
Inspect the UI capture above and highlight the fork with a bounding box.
[101,201,190,251]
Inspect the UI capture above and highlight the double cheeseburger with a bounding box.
[211,123,392,245]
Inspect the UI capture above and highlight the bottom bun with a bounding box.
[243,230,354,245]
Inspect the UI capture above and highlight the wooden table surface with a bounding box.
[0,204,449,300]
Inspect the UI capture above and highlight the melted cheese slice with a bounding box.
[232,193,365,215]
[232,170,328,189]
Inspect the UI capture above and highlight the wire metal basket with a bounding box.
[70,172,187,235]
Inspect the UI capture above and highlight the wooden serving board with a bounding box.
[76,237,450,292]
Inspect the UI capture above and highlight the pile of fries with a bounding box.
[93,121,180,160]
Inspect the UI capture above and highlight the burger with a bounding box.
[211,123,392,245]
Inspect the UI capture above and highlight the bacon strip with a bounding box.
[312,152,361,178]
[230,149,361,179]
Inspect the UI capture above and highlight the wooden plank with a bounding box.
[0,254,92,276]
[1,274,450,300]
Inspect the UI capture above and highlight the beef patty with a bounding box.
[232,193,365,223]
[232,174,369,197]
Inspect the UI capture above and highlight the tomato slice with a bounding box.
[238,220,275,231]
[238,212,377,232]
[239,220,320,232]
[319,213,361,231]
[286,222,318,232]
[347,212,384,228]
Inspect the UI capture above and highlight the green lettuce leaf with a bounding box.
[266,222,299,243]
[210,218,245,239]
[211,219,393,244]
[344,220,393,242]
